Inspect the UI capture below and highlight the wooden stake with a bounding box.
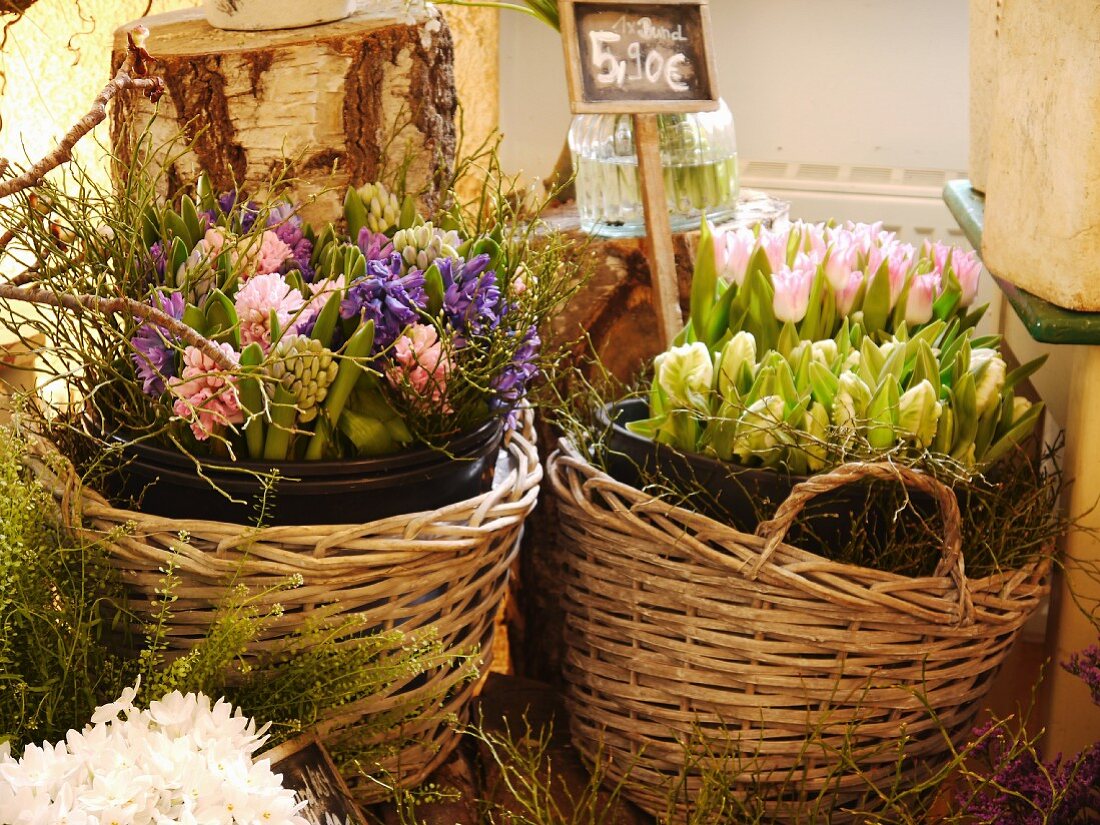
[632,113,684,347]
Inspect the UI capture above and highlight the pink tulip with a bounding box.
[715,226,755,285]
[905,272,941,326]
[835,270,864,315]
[771,264,814,323]
[951,248,982,306]
[824,240,859,293]
[923,240,953,277]
[758,229,789,273]
[886,243,916,306]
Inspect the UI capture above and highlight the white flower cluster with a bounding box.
[0,682,309,825]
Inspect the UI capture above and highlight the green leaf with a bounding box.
[809,361,840,409]
[164,210,192,250]
[950,371,978,460]
[424,262,445,317]
[310,291,343,349]
[268,308,282,350]
[910,339,941,396]
[861,262,892,334]
[1005,355,1048,393]
[691,219,718,344]
[306,320,376,460]
[238,343,266,459]
[196,173,216,212]
[799,269,827,341]
[471,237,504,273]
[704,282,737,347]
[169,237,189,284]
[982,401,1044,465]
[866,375,900,450]
[339,408,397,455]
[398,194,419,231]
[181,305,208,336]
[204,289,240,350]
[344,186,367,242]
[180,196,202,247]
[263,383,298,461]
[141,205,161,249]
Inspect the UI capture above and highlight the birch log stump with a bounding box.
[515,189,790,683]
[109,2,456,223]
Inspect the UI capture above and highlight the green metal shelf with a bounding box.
[943,179,1100,345]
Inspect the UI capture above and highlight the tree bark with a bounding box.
[109,4,457,224]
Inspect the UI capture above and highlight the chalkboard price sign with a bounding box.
[561,0,719,114]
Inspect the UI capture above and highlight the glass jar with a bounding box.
[568,98,739,238]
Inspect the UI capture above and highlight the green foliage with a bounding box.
[0,428,123,747]
[0,426,463,769]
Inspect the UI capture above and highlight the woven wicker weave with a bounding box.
[27,414,540,804]
[549,439,1050,822]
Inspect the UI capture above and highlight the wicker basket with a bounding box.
[27,414,540,803]
[549,439,1050,822]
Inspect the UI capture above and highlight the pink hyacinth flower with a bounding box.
[389,323,452,410]
[715,226,755,285]
[771,264,814,323]
[835,270,864,316]
[253,230,294,276]
[952,248,982,306]
[905,272,942,326]
[169,343,243,441]
[234,272,307,353]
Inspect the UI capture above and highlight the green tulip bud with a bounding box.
[811,339,838,368]
[800,402,830,471]
[897,379,942,448]
[732,395,785,464]
[970,348,1007,417]
[832,371,872,436]
[654,342,714,412]
[1012,395,1032,424]
[717,331,757,402]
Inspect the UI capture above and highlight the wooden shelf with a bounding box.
[943,180,1100,345]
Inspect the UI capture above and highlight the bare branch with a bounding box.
[0,282,237,372]
[0,29,164,201]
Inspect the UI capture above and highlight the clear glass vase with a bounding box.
[568,99,739,238]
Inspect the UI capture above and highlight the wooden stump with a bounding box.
[109,3,456,223]
[514,190,790,684]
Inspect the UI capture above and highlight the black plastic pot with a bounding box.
[109,419,504,526]
[597,399,936,555]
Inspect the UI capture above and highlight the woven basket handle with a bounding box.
[754,462,973,624]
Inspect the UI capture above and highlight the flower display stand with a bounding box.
[109,1,456,223]
[945,179,1100,757]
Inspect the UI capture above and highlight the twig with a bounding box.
[0,27,164,201]
[0,282,237,372]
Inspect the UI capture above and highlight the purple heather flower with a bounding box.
[357,227,395,264]
[131,290,185,396]
[437,254,502,341]
[340,254,428,352]
[960,647,1100,823]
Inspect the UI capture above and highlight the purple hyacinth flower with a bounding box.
[148,242,167,280]
[491,325,540,430]
[340,254,428,352]
[357,227,395,263]
[437,254,502,341]
[131,290,185,396]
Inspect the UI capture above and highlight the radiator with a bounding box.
[740,159,1003,334]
